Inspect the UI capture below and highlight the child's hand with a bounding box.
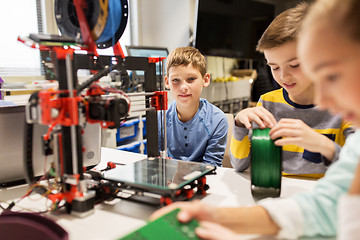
[149,200,215,223]
[149,201,240,240]
[234,106,277,129]
[195,221,240,240]
[269,118,335,160]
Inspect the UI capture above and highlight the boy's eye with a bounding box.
[171,78,180,83]
[290,64,300,68]
[188,77,196,81]
[326,73,339,82]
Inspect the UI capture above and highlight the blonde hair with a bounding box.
[302,0,360,42]
[166,47,207,77]
[256,2,311,52]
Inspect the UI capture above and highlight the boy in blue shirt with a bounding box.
[160,47,228,167]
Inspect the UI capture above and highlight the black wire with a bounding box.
[77,64,121,93]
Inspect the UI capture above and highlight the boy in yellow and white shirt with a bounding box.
[230,2,353,178]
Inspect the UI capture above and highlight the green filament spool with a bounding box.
[251,128,282,198]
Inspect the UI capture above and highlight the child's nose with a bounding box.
[280,69,291,79]
[315,84,331,109]
[180,82,189,92]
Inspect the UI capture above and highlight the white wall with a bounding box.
[131,0,195,52]
[130,0,312,52]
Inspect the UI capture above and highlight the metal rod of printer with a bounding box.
[128,99,149,103]
[130,97,151,107]
[131,107,156,112]
[130,103,150,107]
[126,92,156,97]
[66,53,79,175]
[160,58,167,160]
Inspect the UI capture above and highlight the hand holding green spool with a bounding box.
[251,128,282,198]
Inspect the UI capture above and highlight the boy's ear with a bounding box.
[164,76,170,89]
[203,73,211,87]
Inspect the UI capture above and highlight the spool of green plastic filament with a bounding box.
[251,128,282,198]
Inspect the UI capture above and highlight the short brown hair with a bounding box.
[256,2,311,52]
[302,0,360,42]
[166,47,207,77]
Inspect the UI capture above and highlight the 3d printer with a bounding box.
[18,0,216,217]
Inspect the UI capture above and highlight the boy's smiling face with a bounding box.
[264,41,314,105]
[298,22,360,127]
[165,63,210,109]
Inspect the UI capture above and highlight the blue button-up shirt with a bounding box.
[159,98,228,167]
